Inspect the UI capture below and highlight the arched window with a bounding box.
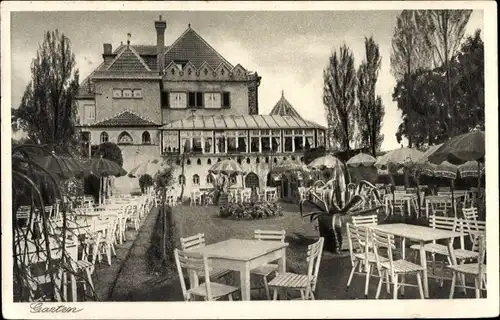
[217,158,221,162]
[229,175,237,184]
[265,157,269,163]
[273,157,278,164]
[193,174,200,185]
[142,131,151,144]
[256,157,260,164]
[197,158,202,165]
[244,172,259,189]
[100,132,109,143]
[206,174,214,184]
[178,175,185,185]
[291,156,296,161]
[176,159,181,166]
[246,158,250,164]
[207,158,212,165]
[237,157,242,165]
[117,131,133,144]
[186,159,191,165]
[300,156,304,163]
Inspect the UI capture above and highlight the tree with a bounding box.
[12,30,80,150]
[421,9,473,138]
[357,36,385,156]
[96,142,123,166]
[390,10,433,146]
[323,44,358,158]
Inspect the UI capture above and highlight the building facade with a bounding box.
[76,16,326,196]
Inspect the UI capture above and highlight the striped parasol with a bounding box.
[308,155,344,170]
[209,159,245,175]
[85,157,127,177]
[374,147,424,171]
[128,159,169,178]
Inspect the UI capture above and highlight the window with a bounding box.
[317,130,325,147]
[260,130,271,152]
[222,92,231,108]
[192,131,203,153]
[204,93,221,109]
[186,159,191,165]
[84,104,95,122]
[118,132,133,144]
[284,129,293,152]
[193,174,200,185]
[170,92,187,109]
[206,174,214,184]
[188,91,204,108]
[180,131,213,154]
[178,175,185,185]
[229,175,237,184]
[163,131,179,153]
[227,131,237,153]
[100,132,109,143]
[204,136,213,153]
[197,159,201,165]
[133,89,142,98]
[112,89,122,98]
[305,129,315,149]
[215,131,226,154]
[142,131,151,145]
[161,91,169,108]
[271,130,281,152]
[122,89,133,98]
[207,158,212,165]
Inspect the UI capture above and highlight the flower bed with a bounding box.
[220,201,283,220]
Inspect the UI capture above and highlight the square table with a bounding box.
[372,223,462,298]
[189,239,288,300]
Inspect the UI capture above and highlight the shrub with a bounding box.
[220,201,283,220]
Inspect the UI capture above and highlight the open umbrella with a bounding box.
[85,157,127,203]
[428,130,485,165]
[347,153,378,183]
[308,155,344,170]
[128,159,169,178]
[374,147,424,171]
[273,158,308,174]
[346,153,377,167]
[208,159,245,175]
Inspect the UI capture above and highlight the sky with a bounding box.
[10,10,483,151]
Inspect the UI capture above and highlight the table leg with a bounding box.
[418,241,429,298]
[71,274,77,302]
[240,262,251,301]
[407,200,411,216]
[277,248,287,299]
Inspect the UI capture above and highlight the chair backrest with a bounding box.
[174,249,212,301]
[371,229,396,272]
[346,223,370,264]
[180,233,206,251]
[429,215,457,231]
[438,187,451,192]
[254,229,286,242]
[306,237,324,295]
[351,214,378,227]
[461,218,485,252]
[462,207,479,221]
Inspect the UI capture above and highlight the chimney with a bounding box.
[155,15,167,73]
[102,43,114,65]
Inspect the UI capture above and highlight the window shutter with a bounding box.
[161,91,170,108]
[196,92,204,108]
[188,92,196,107]
[222,92,231,108]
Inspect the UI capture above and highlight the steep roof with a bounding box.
[90,111,159,127]
[269,91,303,119]
[163,27,233,70]
[160,115,325,130]
[106,45,151,72]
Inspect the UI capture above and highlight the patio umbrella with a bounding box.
[428,129,485,202]
[85,157,127,203]
[34,152,87,180]
[128,158,169,178]
[346,153,377,167]
[308,155,344,170]
[374,147,424,171]
[428,130,485,165]
[347,153,378,183]
[272,158,308,174]
[208,159,245,175]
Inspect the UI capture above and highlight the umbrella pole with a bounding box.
[450,179,456,218]
[477,162,481,207]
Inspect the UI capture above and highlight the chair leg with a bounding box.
[346,261,358,290]
[375,270,384,299]
[228,293,233,301]
[416,272,425,299]
[300,290,305,300]
[449,271,456,299]
[474,277,480,298]
[364,264,371,298]
[263,277,271,300]
[392,274,398,300]
[272,288,278,300]
[385,272,391,293]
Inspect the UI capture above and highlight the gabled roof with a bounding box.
[90,111,159,127]
[160,115,325,130]
[163,27,233,70]
[269,91,303,119]
[106,45,152,72]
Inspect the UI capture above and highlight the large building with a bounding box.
[76,16,326,196]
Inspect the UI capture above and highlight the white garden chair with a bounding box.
[250,229,286,300]
[372,229,425,299]
[268,237,324,300]
[174,249,239,301]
